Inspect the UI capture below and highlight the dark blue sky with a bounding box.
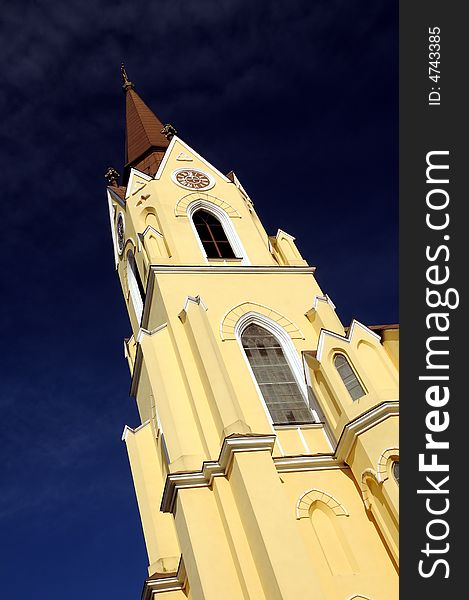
[1,1,397,597]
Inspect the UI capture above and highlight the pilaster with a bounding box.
[230,450,326,600]
[123,421,180,575]
[181,297,251,439]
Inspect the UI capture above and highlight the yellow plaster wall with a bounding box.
[109,135,399,599]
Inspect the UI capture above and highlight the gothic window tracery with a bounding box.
[192,209,236,259]
[241,323,314,424]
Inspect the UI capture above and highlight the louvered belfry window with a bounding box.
[241,323,313,424]
[333,353,366,401]
[193,209,236,259]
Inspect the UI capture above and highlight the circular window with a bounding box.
[171,168,214,190]
[117,213,125,254]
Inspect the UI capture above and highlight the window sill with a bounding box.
[207,257,243,265]
[274,422,325,430]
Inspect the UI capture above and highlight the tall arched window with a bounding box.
[333,353,365,401]
[241,323,314,424]
[192,209,236,259]
[127,250,145,324]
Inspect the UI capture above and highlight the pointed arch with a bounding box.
[221,302,304,341]
[235,312,317,425]
[333,352,366,401]
[301,493,357,576]
[192,209,236,259]
[296,488,349,519]
[377,447,400,482]
[175,192,241,217]
[186,200,249,264]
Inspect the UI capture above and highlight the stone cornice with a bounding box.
[334,400,399,463]
[150,265,316,275]
[141,265,316,330]
[160,434,276,513]
[141,559,186,599]
[159,402,399,513]
[274,454,346,472]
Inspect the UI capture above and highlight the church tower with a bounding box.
[106,67,399,600]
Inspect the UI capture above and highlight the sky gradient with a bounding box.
[1,1,397,597]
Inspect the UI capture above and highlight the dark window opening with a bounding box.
[193,209,236,259]
[241,323,314,424]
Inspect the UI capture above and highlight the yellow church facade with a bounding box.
[105,68,399,600]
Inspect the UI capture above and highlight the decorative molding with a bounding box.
[221,302,304,341]
[360,468,379,510]
[176,152,193,161]
[150,265,316,275]
[126,168,152,199]
[296,488,349,519]
[136,322,168,344]
[121,419,151,442]
[171,168,215,191]
[175,192,241,218]
[226,170,254,209]
[377,447,400,482]
[107,187,126,208]
[274,454,345,473]
[316,320,382,362]
[310,294,336,312]
[180,295,208,316]
[276,228,296,241]
[141,558,187,599]
[157,403,398,512]
[160,434,276,514]
[335,401,399,463]
[141,225,164,239]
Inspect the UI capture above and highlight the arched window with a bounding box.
[241,323,314,424]
[127,250,145,324]
[192,209,236,259]
[334,353,365,401]
[392,461,399,486]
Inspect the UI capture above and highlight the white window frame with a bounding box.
[333,352,366,401]
[126,250,144,324]
[235,311,318,426]
[187,200,250,265]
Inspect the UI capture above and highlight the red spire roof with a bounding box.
[121,65,170,177]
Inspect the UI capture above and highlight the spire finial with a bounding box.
[161,123,177,141]
[105,166,120,186]
[121,63,135,92]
